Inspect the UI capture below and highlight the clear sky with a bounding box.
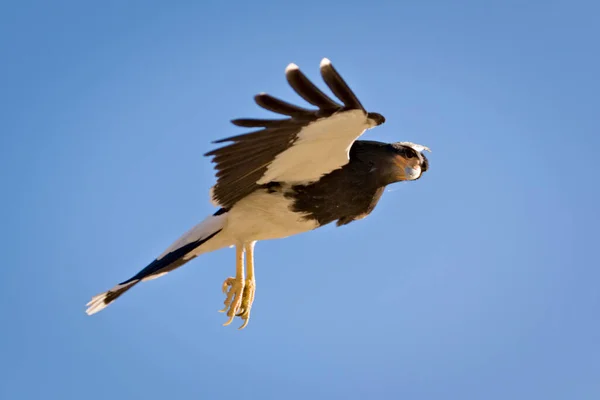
[1,1,598,399]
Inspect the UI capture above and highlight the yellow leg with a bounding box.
[219,245,245,326]
[237,241,256,329]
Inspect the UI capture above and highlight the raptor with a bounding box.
[86,58,431,329]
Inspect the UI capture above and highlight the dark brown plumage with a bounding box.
[86,58,430,330]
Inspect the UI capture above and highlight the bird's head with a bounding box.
[385,142,430,183]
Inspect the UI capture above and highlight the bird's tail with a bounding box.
[85,209,230,315]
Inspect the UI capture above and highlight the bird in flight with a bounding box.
[86,58,430,329]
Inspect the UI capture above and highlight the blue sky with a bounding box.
[1,1,599,399]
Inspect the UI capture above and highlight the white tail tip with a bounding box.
[86,292,111,315]
[85,280,137,316]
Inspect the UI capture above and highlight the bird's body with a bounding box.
[86,58,430,328]
[290,140,400,226]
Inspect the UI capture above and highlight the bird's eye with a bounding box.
[403,147,415,158]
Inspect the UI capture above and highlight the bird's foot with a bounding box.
[236,279,255,329]
[219,277,255,329]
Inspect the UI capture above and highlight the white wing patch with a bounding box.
[257,110,374,185]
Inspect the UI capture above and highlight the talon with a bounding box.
[221,277,234,293]
[238,318,249,330]
[219,242,257,329]
[219,274,245,324]
[219,284,235,312]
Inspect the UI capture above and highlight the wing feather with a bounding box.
[254,93,314,118]
[320,58,365,111]
[285,63,341,110]
[230,118,293,128]
[206,59,385,209]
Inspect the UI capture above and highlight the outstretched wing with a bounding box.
[205,58,385,209]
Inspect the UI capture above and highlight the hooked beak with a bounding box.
[393,154,423,181]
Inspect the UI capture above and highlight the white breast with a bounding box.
[221,189,318,243]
